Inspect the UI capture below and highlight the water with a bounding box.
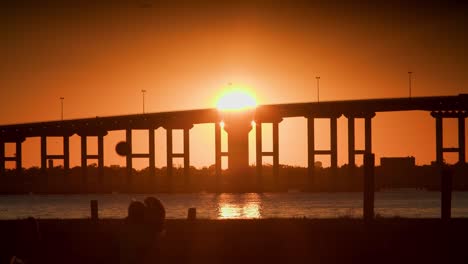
[1,190,468,219]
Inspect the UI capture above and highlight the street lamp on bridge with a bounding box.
[316,76,320,103]
[141,89,146,114]
[60,97,64,121]
[408,71,413,99]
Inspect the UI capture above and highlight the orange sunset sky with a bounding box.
[1,1,467,169]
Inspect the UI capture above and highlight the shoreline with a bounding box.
[1,191,463,219]
[2,218,468,263]
[0,187,444,195]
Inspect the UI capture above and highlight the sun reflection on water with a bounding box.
[217,193,262,219]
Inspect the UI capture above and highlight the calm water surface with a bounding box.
[1,190,468,219]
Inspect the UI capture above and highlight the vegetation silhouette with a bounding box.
[0,162,467,193]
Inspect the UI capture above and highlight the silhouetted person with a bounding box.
[120,201,152,264]
[144,196,166,233]
[11,217,42,264]
[143,196,166,263]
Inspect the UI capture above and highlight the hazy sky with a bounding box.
[1,1,467,169]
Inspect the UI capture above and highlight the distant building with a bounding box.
[380,157,415,169]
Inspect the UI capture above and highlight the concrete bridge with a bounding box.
[1,95,467,193]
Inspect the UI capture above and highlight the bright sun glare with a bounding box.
[216,87,257,111]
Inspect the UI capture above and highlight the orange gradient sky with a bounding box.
[1,1,467,169]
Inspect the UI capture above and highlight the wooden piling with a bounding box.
[90,200,98,220]
[363,153,375,222]
[188,207,196,220]
[441,167,453,221]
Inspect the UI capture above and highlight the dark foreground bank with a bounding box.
[2,218,468,264]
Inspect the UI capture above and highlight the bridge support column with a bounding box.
[40,136,47,175]
[436,116,443,163]
[306,113,342,190]
[347,118,355,167]
[97,135,104,185]
[40,135,71,190]
[15,140,22,178]
[63,136,70,173]
[0,141,4,176]
[81,135,88,186]
[307,117,315,188]
[255,118,282,191]
[365,116,372,153]
[149,129,156,184]
[214,123,229,192]
[166,128,173,191]
[459,117,466,164]
[346,113,375,175]
[123,128,158,191]
[428,111,466,219]
[41,136,71,173]
[431,111,467,164]
[126,129,132,189]
[255,122,262,191]
[273,121,280,189]
[330,117,338,170]
[0,138,25,178]
[165,124,193,192]
[215,123,222,192]
[222,114,253,192]
[183,128,190,187]
[78,130,107,191]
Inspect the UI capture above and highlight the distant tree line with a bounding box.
[0,163,467,194]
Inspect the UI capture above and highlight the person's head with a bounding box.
[127,201,145,223]
[144,196,166,230]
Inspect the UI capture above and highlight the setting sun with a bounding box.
[216,86,257,111]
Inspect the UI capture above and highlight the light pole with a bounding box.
[60,97,64,120]
[316,76,320,103]
[141,89,146,114]
[408,71,413,99]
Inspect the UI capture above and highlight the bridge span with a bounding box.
[0,95,467,193]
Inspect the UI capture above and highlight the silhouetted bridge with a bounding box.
[1,95,467,195]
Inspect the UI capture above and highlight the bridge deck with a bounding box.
[1,95,467,139]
